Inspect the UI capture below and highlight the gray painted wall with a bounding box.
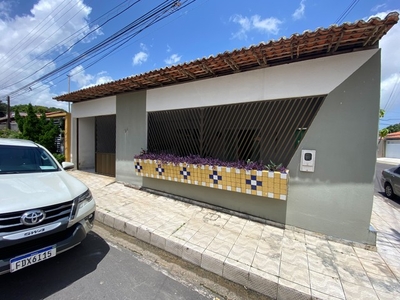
[116,91,147,186]
[286,50,381,245]
[77,117,95,170]
[143,178,287,224]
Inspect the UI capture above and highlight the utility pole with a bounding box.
[67,75,71,113]
[6,95,10,130]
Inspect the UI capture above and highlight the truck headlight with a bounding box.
[70,189,93,220]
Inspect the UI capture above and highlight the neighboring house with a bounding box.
[0,113,24,131]
[384,131,400,158]
[54,13,399,246]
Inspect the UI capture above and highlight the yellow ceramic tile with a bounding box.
[241,177,247,189]
[262,185,269,194]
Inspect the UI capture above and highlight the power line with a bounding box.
[10,1,198,103]
[335,0,360,24]
[0,1,85,88]
[1,0,195,101]
[383,73,400,112]
[0,0,140,90]
[0,0,75,66]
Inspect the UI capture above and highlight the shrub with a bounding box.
[52,153,65,164]
[134,150,286,173]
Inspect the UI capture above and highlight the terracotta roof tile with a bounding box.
[54,12,399,103]
[386,131,400,139]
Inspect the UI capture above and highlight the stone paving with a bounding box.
[70,170,400,299]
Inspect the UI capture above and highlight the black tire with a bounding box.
[385,183,395,199]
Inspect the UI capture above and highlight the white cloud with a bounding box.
[381,73,400,112]
[69,65,113,89]
[372,10,400,113]
[69,65,93,88]
[292,0,306,21]
[0,1,12,18]
[164,53,181,65]
[230,14,282,40]
[132,43,149,66]
[132,51,148,66]
[372,4,387,12]
[139,42,147,51]
[0,0,101,108]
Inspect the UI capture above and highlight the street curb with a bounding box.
[95,208,312,299]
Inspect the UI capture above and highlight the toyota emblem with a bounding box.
[21,210,46,226]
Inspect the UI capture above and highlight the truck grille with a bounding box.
[0,201,73,234]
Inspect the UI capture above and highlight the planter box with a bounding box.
[134,159,288,200]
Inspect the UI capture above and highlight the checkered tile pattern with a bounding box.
[246,175,262,190]
[180,167,191,179]
[133,159,288,200]
[209,170,222,184]
[155,165,164,175]
[134,162,143,172]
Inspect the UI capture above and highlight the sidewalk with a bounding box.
[70,170,400,300]
[377,157,400,165]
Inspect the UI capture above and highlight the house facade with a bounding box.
[382,131,400,158]
[54,13,399,246]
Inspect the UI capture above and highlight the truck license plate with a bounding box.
[10,245,56,272]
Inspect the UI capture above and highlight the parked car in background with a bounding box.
[381,165,400,199]
[0,138,96,275]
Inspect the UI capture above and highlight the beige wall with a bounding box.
[147,50,378,111]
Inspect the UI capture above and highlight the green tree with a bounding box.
[0,101,7,117]
[0,128,20,138]
[386,123,400,133]
[11,104,65,114]
[379,128,389,144]
[14,103,60,152]
[379,108,385,118]
[378,109,388,144]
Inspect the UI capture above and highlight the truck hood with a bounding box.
[0,171,88,213]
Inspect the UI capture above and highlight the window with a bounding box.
[0,145,59,174]
[147,96,325,166]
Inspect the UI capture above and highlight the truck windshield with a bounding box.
[0,145,60,174]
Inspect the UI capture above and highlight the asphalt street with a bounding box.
[0,228,215,300]
[0,222,270,300]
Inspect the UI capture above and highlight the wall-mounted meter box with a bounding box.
[300,149,316,172]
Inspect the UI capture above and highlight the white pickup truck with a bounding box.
[0,138,96,274]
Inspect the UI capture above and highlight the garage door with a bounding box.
[386,140,400,158]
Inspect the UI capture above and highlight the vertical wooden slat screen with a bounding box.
[147,96,325,167]
[95,115,116,177]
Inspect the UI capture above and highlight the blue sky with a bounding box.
[0,0,399,129]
